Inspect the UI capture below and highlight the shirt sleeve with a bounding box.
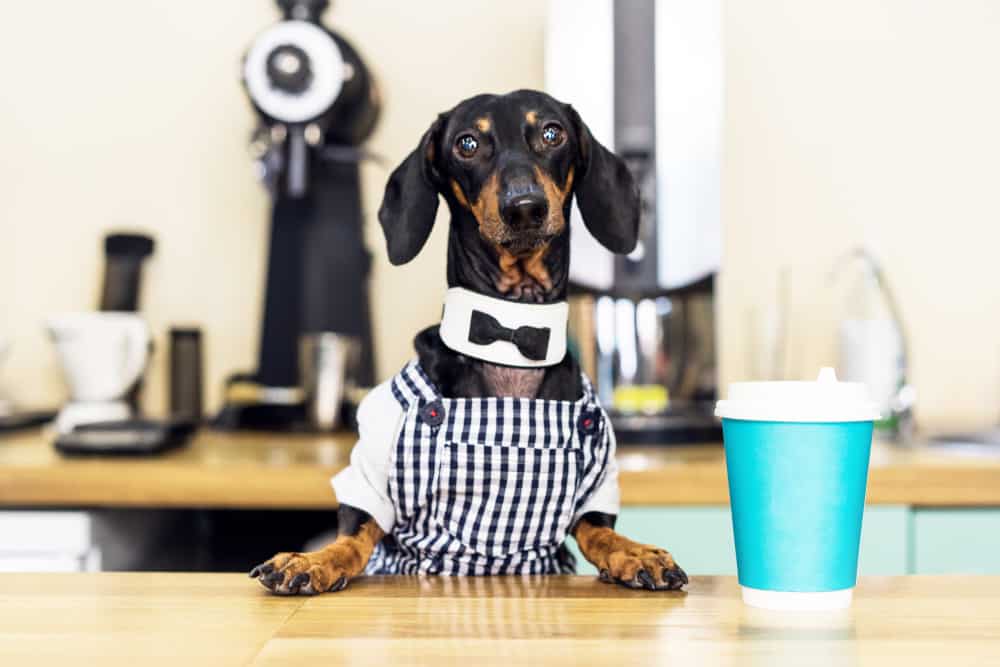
[330,379,402,533]
[572,425,621,523]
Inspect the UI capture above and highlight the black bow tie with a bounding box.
[468,310,551,361]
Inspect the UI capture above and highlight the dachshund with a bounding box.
[251,90,688,594]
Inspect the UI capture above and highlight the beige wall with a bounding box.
[0,0,546,415]
[721,0,1000,428]
[1,1,997,429]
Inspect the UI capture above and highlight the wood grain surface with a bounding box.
[1,573,998,666]
[2,428,1000,508]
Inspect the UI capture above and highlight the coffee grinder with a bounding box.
[215,0,379,430]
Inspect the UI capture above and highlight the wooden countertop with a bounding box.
[2,428,1000,508]
[1,573,998,665]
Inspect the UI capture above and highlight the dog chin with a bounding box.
[498,234,553,257]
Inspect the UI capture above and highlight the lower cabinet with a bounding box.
[911,509,1000,574]
[858,505,911,575]
[566,506,739,577]
[568,505,912,576]
[567,506,738,576]
[0,511,100,572]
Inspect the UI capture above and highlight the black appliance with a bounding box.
[215,0,379,430]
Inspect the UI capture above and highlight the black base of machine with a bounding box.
[214,403,359,432]
[211,403,358,433]
[610,403,722,445]
[54,419,196,457]
[0,410,58,433]
[212,402,309,432]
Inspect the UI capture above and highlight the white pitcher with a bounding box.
[46,312,150,433]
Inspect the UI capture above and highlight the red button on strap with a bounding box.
[578,410,599,435]
[420,400,445,427]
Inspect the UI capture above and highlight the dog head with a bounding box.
[378,90,639,302]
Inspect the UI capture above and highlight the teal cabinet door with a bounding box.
[857,505,910,576]
[568,505,910,576]
[567,506,737,576]
[913,509,1000,574]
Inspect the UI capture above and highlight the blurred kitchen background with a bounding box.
[1,0,999,574]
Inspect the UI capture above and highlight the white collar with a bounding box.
[438,287,569,367]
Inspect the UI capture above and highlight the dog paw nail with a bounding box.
[289,573,310,591]
[663,568,687,589]
[250,563,273,579]
[637,570,657,590]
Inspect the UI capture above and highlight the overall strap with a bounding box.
[579,372,600,408]
[387,361,445,551]
[390,360,441,410]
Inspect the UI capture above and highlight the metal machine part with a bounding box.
[547,0,722,293]
[243,20,345,126]
[612,0,658,293]
[579,279,719,445]
[299,333,360,431]
[573,291,721,445]
[242,0,379,199]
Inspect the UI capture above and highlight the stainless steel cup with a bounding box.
[299,333,360,431]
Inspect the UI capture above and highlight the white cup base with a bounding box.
[741,586,854,611]
[55,401,131,435]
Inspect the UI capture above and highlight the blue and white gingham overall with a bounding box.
[365,360,614,575]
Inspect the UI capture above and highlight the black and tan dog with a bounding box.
[251,90,687,594]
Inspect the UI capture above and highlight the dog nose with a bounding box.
[501,194,548,230]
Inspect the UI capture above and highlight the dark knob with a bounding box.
[266,44,313,95]
[278,0,330,21]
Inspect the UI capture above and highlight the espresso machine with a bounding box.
[548,0,723,443]
[215,0,379,430]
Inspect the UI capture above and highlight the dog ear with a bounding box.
[565,105,640,254]
[378,114,448,265]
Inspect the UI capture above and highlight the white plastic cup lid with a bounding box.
[715,368,880,423]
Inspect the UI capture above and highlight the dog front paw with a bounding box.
[597,543,688,592]
[249,550,352,595]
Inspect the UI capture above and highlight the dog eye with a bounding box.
[455,134,479,158]
[541,123,565,147]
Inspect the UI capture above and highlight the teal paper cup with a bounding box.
[715,368,879,610]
